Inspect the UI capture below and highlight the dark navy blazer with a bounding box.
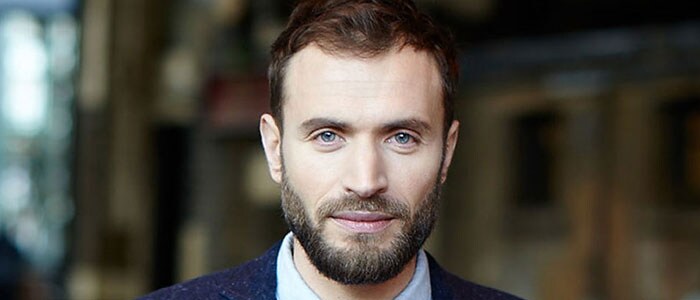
[139,242,524,300]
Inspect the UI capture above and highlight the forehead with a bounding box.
[282,46,443,125]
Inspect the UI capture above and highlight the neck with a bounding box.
[292,237,416,300]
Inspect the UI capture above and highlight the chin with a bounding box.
[325,226,401,250]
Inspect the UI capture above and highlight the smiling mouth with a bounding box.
[329,211,395,233]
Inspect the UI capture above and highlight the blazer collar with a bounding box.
[216,242,454,300]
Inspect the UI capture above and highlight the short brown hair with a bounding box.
[269,0,458,134]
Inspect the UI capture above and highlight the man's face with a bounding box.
[260,46,459,284]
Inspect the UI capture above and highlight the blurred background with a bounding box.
[0,0,698,299]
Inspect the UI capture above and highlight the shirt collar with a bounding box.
[276,232,432,300]
[276,232,319,299]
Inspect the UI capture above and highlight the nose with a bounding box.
[342,141,388,198]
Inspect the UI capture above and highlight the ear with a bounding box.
[260,114,283,184]
[440,120,459,184]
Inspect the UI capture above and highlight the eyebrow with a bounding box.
[299,117,432,135]
[299,118,350,134]
[381,119,432,134]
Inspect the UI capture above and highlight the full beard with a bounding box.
[281,174,442,285]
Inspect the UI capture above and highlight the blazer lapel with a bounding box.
[218,242,281,300]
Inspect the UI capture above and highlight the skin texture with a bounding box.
[260,45,459,300]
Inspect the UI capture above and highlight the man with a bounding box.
[142,0,523,299]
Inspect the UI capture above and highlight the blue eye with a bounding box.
[394,132,413,144]
[319,131,337,143]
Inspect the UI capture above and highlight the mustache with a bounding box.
[315,195,411,220]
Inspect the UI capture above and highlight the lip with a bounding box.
[330,211,394,233]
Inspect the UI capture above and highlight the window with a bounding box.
[0,1,78,290]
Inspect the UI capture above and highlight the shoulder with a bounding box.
[137,242,281,300]
[427,253,526,300]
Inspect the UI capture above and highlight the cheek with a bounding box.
[281,142,343,205]
[385,148,443,204]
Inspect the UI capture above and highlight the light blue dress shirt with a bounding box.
[276,232,432,300]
